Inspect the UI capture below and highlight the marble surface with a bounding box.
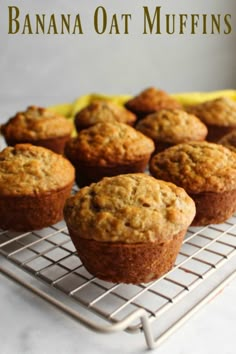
[1,259,236,354]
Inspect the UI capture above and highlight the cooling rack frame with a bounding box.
[1,214,236,350]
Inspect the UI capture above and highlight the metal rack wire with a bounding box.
[1,212,236,349]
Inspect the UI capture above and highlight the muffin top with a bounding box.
[74,100,136,131]
[150,141,236,194]
[64,173,195,243]
[136,109,208,143]
[1,106,73,141]
[219,130,236,153]
[0,144,75,196]
[125,87,182,115]
[65,122,155,165]
[186,97,236,127]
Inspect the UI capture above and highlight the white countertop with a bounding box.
[1,258,236,354]
[0,98,236,354]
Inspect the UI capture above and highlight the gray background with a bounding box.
[0,0,236,119]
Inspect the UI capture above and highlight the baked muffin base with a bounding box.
[68,228,186,284]
[0,183,73,231]
[206,125,235,142]
[4,134,71,154]
[153,141,173,154]
[190,189,236,226]
[74,156,151,187]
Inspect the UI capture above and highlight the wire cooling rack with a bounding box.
[1,210,236,349]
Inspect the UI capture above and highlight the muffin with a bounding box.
[74,100,136,131]
[125,87,182,120]
[218,130,236,153]
[64,173,196,284]
[1,105,73,154]
[150,141,236,226]
[136,109,208,152]
[65,122,155,187]
[186,97,236,142]
[0,144,75,231]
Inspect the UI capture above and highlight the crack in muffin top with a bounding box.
[1,106,73,140]
[65,122,155,166]
[187,97,236,126]
[136,109,207,143]
[0,144,75,196]
[63,173,196,243]
[150,141,236,193]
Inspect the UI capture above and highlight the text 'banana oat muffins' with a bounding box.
[74,100,136,131]
[150,141,236,226]
[125,87,182,120]
[136,109,208,152]
[65,122,155,187]
[1,105,73,154]
[0,144,75,231]
[64,174,196,284]
[186,97,236,142]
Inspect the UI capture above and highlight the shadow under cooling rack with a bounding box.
[1,215,236,349]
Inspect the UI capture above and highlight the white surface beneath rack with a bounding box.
[1,212,236,349]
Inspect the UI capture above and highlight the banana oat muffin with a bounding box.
[1,105,73,154]
[150,141,236,225]
[74,100,136,131]
[218,130,236,153]
[125,87,182,120]
[136,109,208,152]
[186,97,236,142]
[65,122,155,187]
[0,144,75,231]
[64,173,195,284]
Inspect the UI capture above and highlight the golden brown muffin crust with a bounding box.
[150,142,236,193]
[218,130,236,153]
[75,100,136,129]
[0,144,75,196]
[63,173,196,243]
[1,106,73,140]
[65,122,155,166]
[187,97,236,127]
[136,109,208,143]
[125,87,182,114]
